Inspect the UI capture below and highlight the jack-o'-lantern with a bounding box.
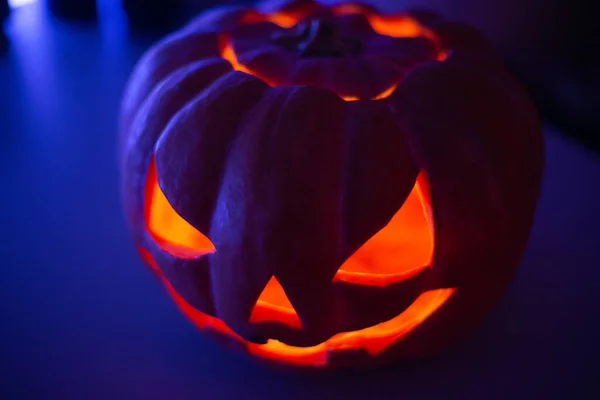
[119,0,543,369]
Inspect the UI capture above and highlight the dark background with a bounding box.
[1,1,599,399]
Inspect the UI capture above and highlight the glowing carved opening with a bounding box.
[139,246,455,367]
[256,4,437,42]
[249,276,303,329]
[340,83,399,101]
[242,173,434,328]
[220,38,274,86]
[369,15,436,41]
[220,38,397,101]
[144,157,216,258]
[334,172,434,287]
[332,5,439,44]
[241,9,310,28]
[267,12,302,28]
[220,5,446,101]
[331,3,369,16]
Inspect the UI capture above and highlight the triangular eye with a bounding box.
[334,172,434,287]
[144,156,216,258]
[249,276,302,329]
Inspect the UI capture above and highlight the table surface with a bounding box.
[1,4,599,400]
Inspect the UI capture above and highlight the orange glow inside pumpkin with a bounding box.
[220,38,275,87]
[246,5,439,43]
[245,173,434,328]
[139,247,455,366]
[267,12,302,28]
[143,8,453,360]
[331,3,369,15]
[220,38,398,101]
[334,172,434,287]
[147,154,433,287]
[143,159,454,364]
[249,276,303,329]
[219,6,446,101]
[145,157,215,258]
[368,15,437,42]
[332,5,439,44]
[241,8,312,28]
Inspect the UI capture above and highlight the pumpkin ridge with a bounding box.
[207,85,346,343]
[119,31,222,137]
[388,46,543,291]
[121,58,233,244]
[132,56,231,151]
[339,100,419,262]
[221,3,444,101]
[142,71,271,322]
[155,71,270,236]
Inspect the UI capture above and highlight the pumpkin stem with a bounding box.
[272,19,362,57]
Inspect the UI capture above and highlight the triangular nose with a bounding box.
[249,276,302,329]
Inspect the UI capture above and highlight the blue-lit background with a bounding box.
[8,0,36,7]
[1,1,599,399]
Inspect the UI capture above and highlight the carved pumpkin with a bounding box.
[119,0,543,369]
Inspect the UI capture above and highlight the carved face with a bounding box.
[119,0,543,369]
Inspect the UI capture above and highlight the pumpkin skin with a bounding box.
[119,0,543,369]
